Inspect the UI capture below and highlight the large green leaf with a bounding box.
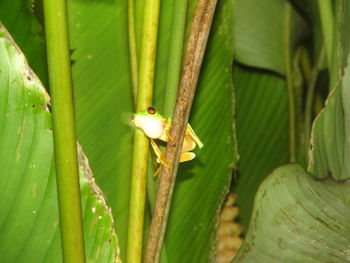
[234,164,350,262]
[67,0,237,261]
[0,25,120,263]
[233,66,289,227]
[67,0,133,260]
[234,0,308,74]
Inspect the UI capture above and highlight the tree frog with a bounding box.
[133,106,203,166]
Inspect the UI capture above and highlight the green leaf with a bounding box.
[0,0,48,86]
[78,148,121,263]
[309,54,350,180]
[309,0,350,181]
[67,1,134,260]
[234,0,308,74]
[0,24,120,263]
[234,164,350,262]
[233,65,289,227]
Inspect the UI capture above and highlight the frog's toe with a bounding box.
[179,152,196,162]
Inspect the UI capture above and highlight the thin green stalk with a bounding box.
[284,2,296,163]
[317,0,334,71]
[134,1,146,60]
[163,0,189,116]
[127,0,160,261]
[128,130,149,263]
[329,0,341,90]
[299,47,312,84]
[304,48,325,159]
[128,0,138,105]
[43,0,85,263]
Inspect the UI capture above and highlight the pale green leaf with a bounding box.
[234,164,350,262]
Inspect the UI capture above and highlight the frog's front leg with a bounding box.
[153,164,163,178]
[150,139,171,168]
[165,127,175,142]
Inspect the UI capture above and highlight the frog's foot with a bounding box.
[153,165,162,177]
[157,153,172,169]
[166,129,175,142]
[179,152,196,162]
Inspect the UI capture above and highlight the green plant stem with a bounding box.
[299,47,312,84]
[284,2,296,163]
[43,0,85,262]
[317,0,334,72]
[304,48,325,160]
[128,0,138,105]
[163,0,189,116]
[127,0,160,261]
[329,0,341,90]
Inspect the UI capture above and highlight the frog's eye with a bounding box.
[147,106,156,114]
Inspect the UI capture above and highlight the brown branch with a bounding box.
[144,0,218,262]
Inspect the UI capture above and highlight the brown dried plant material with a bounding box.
[216,193,244,263]
[144,0,219,262]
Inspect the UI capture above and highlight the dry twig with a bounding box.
[144,0,218,262]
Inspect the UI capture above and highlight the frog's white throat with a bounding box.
[134,115,164,139]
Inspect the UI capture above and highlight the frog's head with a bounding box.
[133,106,165,139]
